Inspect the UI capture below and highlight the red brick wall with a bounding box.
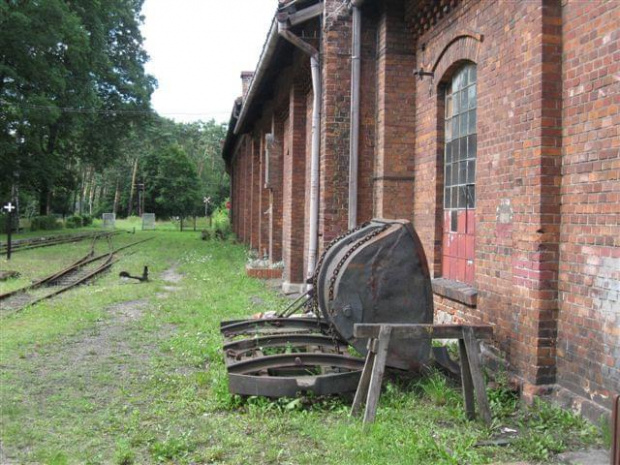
[270,115,285,263]
[374,0,416,220]
[557,0,620,415]
[358,9,378,224]
[304,88,314,279]
[258,131,270,258]
[225,0,619,416]
[250,137,260,250]
[320,2,352,247]
[406,0,564,388]
[282,84,308,284]
[241,139,250,243]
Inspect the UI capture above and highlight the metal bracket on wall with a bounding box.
[414,67,435,80]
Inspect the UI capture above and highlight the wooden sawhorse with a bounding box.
[351,324,493,425]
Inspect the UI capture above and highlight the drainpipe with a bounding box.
[277,19,321,289]
[348,0,363,230]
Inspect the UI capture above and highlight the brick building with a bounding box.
[222,0,620,421]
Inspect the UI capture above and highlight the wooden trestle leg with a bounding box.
[351,324,493,427]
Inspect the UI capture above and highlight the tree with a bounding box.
[0,0,155,213]
[147,144,202,227]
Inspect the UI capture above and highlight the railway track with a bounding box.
[0,231,118,254]
[0,237,152,314]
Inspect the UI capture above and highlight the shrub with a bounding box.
[81,215,93,226]
[30,215,62,231]
[65,215,82,229]
[212,201,232,239]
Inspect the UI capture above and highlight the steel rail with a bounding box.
[221,318,329,337]
[0,237,153,313]
[0,231,118,254]
[223,334,348,362]
[0,252,94,301]
[227,353,365,373]
[223,334,347,352]
[0,237,152,301]
[227,353,365,397]
[23,254,119,310]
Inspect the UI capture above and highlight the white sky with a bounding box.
[141,0,277,124]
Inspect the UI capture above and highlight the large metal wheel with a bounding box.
[315,219,434,370]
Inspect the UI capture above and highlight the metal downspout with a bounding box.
[277,23,321,290]
[348,0,363,229]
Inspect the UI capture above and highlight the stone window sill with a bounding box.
[432,278,478,307]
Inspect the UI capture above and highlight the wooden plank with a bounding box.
[351,343,375,417]
[286,3,323,27]
[462,326,492,424]
[363,326,392,424]
[610,394,619,465]
[354,324,493,340]
[458,336,476,420]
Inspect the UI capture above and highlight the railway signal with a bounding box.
[3,202,16,260]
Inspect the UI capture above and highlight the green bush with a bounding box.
[212,201,232,239]
[65,215,82,228]
[30,215,62,231]
[81,215,93,226]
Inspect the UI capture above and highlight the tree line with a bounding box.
[1,0,228,223]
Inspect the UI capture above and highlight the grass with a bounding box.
[0,222,603,464]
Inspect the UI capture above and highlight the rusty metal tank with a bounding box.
[314,219,434,370]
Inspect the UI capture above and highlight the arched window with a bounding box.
[443,63,477,284]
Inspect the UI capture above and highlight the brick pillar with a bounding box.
[358,11,378,224]
[374,0,416,220]
[242,139,250,243]
[269,115,284,263]
[511,0,562,391]
[259,133,270,258]
[230,167,236,237]
[282,85,307,286]
[237,146,243,241]
[319,2,351,246]
[250,137,260,251]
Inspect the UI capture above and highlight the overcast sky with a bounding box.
[141,0,277,124]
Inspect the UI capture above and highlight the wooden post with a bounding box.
[352,323,493,426]
[458,336,476,420]
[612,394,620,465]
[363,325,392,424]
[351,339,376,417]
[462,326,492,424]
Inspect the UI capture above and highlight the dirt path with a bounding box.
[1,295,173,461]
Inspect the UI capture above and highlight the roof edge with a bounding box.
[233,16,279,135]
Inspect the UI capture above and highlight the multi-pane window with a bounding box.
[442,63,477,284]
[444,64,477,215]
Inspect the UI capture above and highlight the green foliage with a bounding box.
[64,214,91,228]
[113,439,135,465]
[415,369,461,407]
[145,144,202,219]
[487,372,519,419]
[0,0,155,213]
[0,214,12,232]
[65,215,82,229]
[149,431,196,462]
[0,228,603,463]
[30,215,62,231]
[211,200,232,239]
